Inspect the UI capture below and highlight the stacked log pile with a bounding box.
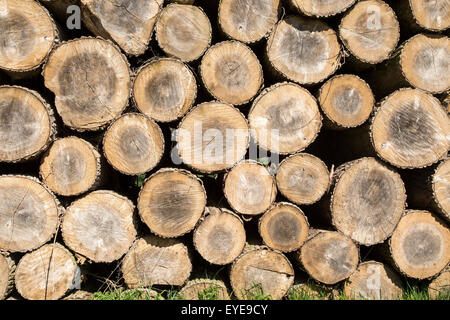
[0,0,448,300]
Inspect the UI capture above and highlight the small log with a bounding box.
[331,157,406,246]
[43,37,131,131]
[248,82,322,155]
[218,0,280,43]
[176,101,249,173]
[298,230,359,285]
[200,41,263,106]
[266,16,341,85]
[0,0,59,76]
[428,268,450,299]
[0,86,56,163]
[371,88,449,169]
[230,246,294,300]
[0,175,60,253]
[339,0,400,64]
[61,190,137,263]
[193,207,246,265]
[288,0,356,17]
[0,253,15,300]
[179,279,230,300]
[259,202,309,252]
[276,153,329,205]
[133,58,197,123]
[400,34,449,94]
[103,113,164,176]
[137,168,207,238]
[81,0,163,56]
[318,74,375,129]
[389,210,450,279]
[344,261,403,300]
[432,159,450,221]
[408,0,450,32]
[40,136,102,196]
[223,161,276,215]
[121,235,192,287]
[155,4,212,62]
[15,243,79,300]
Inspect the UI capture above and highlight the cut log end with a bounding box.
[177,102,249,173]
[218,0,279,43]
[344,261,403,300]
[133,58,197,123]
[0,86,55,163]
[179,279,230,300]
[428,269,450,299]
[122,235,192,288]
[299,231,359,285]
[390,210,450,279]
[0,175,60,253]
[15,243,78,300]
[230,247,294,300]
[267,16,341,84]
[289,0,356,17]
[259,202,309,252]
[224,161,276,215]
[318,74,375,128]
[156,4,211,62]
[193,207,245,265]
[249,82,322,155]
[81,0,163,56]
[409,0,450,31]
[331,157,406,245]
[0,254,15,300]
[138,169,207,238]
[43,37,131,131]
[276,153,329,205]
[0,0,57,73]
[432,159,450,221]
[103,113,164,176]
[400,34,449,94]
[200,41,263,106]
[339,0,400,64]
[62,190,137,263]
[371,88,449,169]
[40,137,101,196]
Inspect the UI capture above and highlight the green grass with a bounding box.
[198,285,221,300]
[240,283,272,300]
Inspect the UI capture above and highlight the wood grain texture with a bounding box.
[433,159,450,221]
[408,0,450,31]
[289,0,356,17]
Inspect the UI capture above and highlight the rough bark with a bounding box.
[0,253,15,300]
[288,0,356,17]
[428,268,450,299]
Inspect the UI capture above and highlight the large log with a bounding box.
[0,253,15,300]
[200,41,263,106]
[155,3,212,62]
[248,82,322,155]
[223,161,276,215]
[40,136,102,196]
[408,0,450,32]
[179,279,230,300]
[15,243,79,300]
[121,235,192,288]
[0,175,60,253]
[176,101,249,173]
[102,113,164,176]
[258,202,309,252]
[266,16,341,85]
[43,37,131,131]
[297,230,359,285]
[371,88,449,169]
[218,0,280,43]
[344,261,403,300]
[137,168,207,238]
[331,157,406,245]
[288,0,356,17]
[193,207,246,265]
[0,0,59,76]
[0,86,56,163]
[61,190,137,263]
[133,58,197,123]
[230,246,294,300]
[276,153,329,205]
[339,0,400,64]
[81,0,163,56]
[389,210,449,279]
